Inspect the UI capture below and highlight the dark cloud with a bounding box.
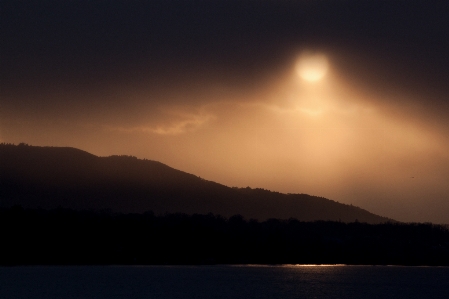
[3,0,449,136]
[3,1,448,97]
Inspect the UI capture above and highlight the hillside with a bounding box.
[0,144,392,223]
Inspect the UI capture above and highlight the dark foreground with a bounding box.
[2,207,449,266]
[2,265,449,299]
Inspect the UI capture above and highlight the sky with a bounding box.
[2,0,449,223]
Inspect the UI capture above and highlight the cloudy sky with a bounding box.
[2,0,449,223]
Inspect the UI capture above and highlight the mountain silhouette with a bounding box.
[0,143,392,223]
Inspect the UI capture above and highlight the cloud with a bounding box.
[105,107,215,135]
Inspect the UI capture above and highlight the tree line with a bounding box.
[1,206,449,266]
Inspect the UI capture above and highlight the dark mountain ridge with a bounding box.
[0,143,393,223]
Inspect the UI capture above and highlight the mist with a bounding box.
[2,0,449,222]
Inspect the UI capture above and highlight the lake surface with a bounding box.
[1,265,449,299]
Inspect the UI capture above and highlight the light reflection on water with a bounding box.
[1,265,449,299]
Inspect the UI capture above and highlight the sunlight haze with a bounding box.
[2,0,449,223]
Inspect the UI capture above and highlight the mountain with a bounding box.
[0,143,393,223]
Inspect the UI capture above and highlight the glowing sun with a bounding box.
[296,53,329,82]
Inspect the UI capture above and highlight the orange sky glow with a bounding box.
[2,1,449,223]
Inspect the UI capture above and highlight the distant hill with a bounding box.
[0,144,393,223]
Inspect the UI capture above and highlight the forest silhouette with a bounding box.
[1,206,448,266]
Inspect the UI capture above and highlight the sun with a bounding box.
[296,52,328,82]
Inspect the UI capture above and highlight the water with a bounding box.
[1,265,449,299]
